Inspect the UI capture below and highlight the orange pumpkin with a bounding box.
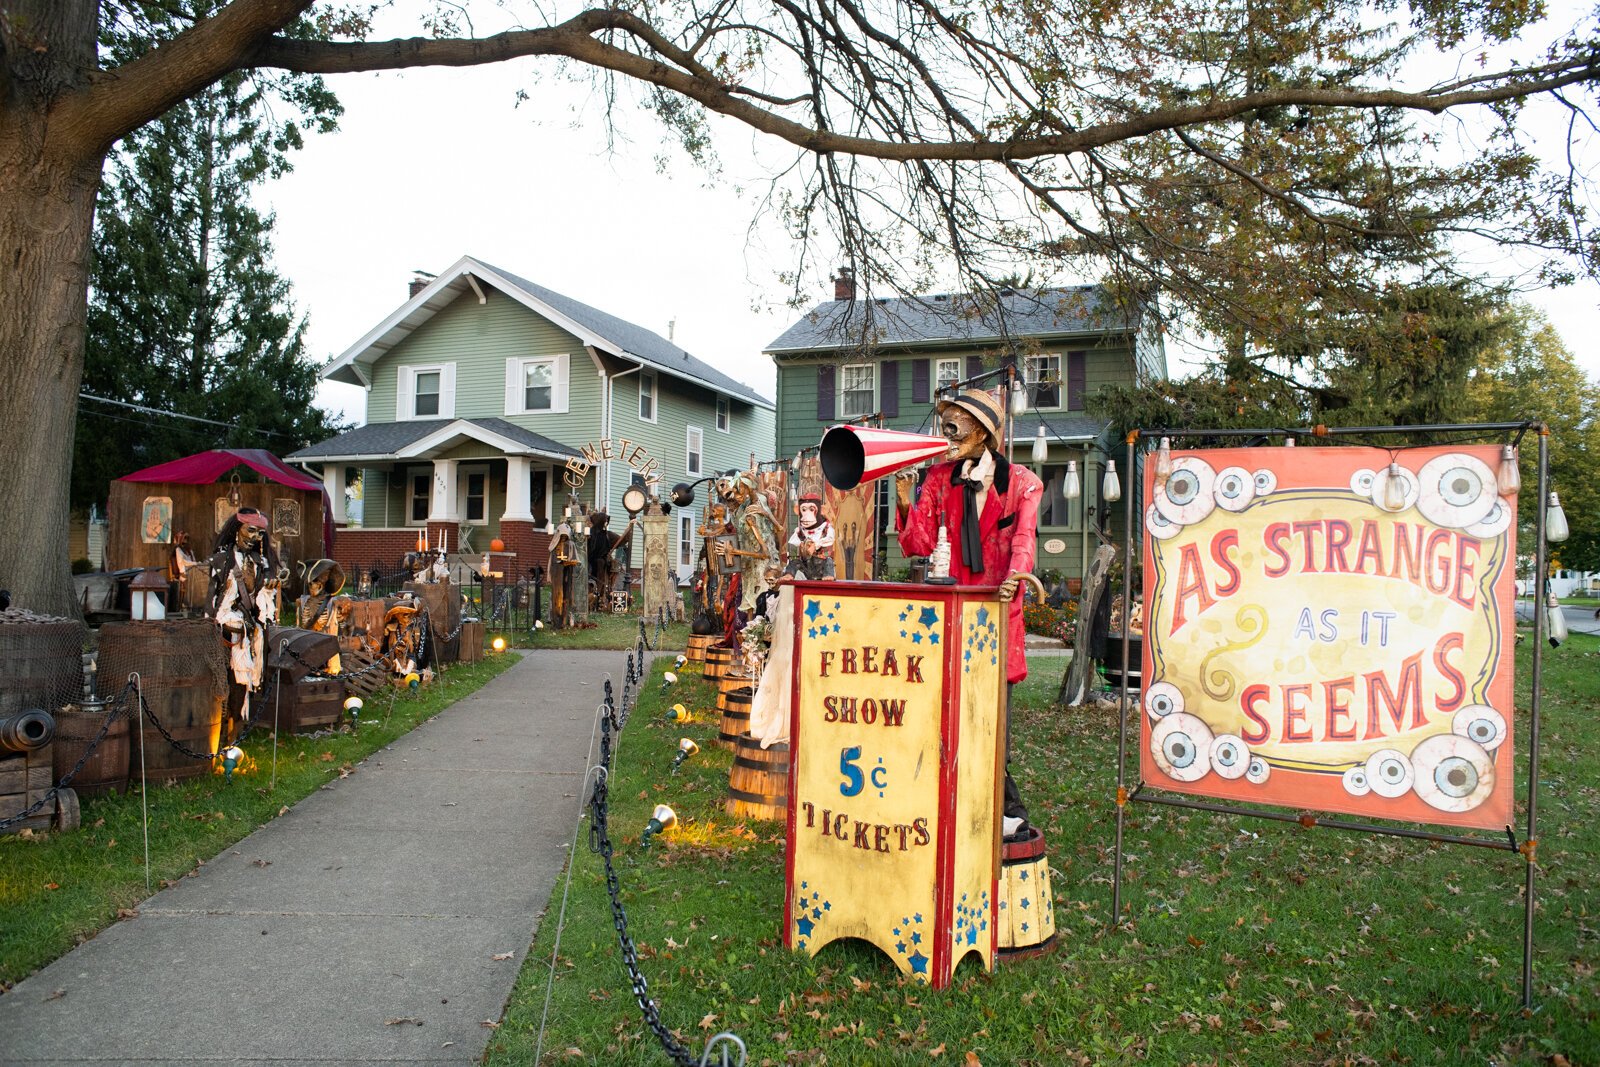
[489,538,506,553]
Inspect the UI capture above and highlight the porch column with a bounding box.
[322,464,348,524]
[502,455,534,521]
[429,459,460,522]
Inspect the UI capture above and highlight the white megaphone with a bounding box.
[819,425,949,491]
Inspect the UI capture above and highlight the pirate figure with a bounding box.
[784,494,836,580]
[296,559,350,673]
[894,388,1042,838]
[209,507,285,720]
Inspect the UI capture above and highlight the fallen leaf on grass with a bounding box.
[480,1019,500,1029]
[965,1053,984,1067]
[928,1043,946,1058]
[318,751,335,762]
[277,806,289,816]
[700,1013,719,1030]
[44,882,59,890]
[385,1017,423,1026]
[116,908,138,919]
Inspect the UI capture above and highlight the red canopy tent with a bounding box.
[118,448,333,555]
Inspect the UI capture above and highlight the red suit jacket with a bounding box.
[895,454,1042,683]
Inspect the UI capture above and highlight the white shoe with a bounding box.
[1002,815,1024,837]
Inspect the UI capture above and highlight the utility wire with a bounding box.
[78,392,298,440]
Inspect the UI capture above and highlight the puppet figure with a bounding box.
[784,495,836,580]
[209,507,285,717]
[894,388,1042,838]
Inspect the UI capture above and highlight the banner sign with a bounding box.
[1140,445,1516,830]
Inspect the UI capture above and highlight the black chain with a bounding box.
[0,682,137,830]
[587,698,698,1067]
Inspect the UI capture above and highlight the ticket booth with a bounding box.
[783,580,1005,989]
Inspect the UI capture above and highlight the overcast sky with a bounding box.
[262,7,1600,429]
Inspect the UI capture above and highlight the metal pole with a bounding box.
[132,672,151,893]
[1523,426,1551,1009]
[1110,432,1137,926]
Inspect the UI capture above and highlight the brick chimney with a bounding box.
[833,267,856,302]
[409,277,429,298]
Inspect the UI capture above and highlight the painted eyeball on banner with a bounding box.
[1146,503,1182,541]
[1244,755,1271,785]
[1342,766,1372,796]
[1410,734,1495,813]
[1464,497,1513,539]
[1350,469,1377,497]
[1251,469,1278,497]
[1364,748,1415,798]
[1209,734,1250,780]
[1151,712,1214,783]
[1370,464,1419,513]
[1214,466,1254,512]
[1155,457,1217,526]
[1416,453,1498,529]
[1144,680,1185,720]
[1452,704,1508,752]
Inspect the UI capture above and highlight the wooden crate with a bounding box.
[337,642,385,699]
[257,676,345,734]
[0,747,78,834]
[457,621,485,663]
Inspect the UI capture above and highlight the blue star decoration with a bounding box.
[929,633,940,645]
[918,606,940,628]
[912,632,923,644]
[832,623,841,633]
[805,600,822,622]
[899,611,909,623]
[796,915,815,938]
[976,606,990,627]
[909,951,929,975]
[967,927,978,946]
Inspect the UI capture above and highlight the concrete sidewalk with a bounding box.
[0,649,631,1066]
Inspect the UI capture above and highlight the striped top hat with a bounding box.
[935,388,1004,441]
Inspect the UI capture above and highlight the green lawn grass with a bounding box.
[0,652,517,989]
[490,633,1600,1066]
[519,611,694,651]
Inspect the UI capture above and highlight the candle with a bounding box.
[424,528,429,551]
[441,529,447,553]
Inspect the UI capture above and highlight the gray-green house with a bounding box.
[765,272,1165,582]
[289,255,774,578]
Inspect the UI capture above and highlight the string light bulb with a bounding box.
[1546,491,1569,542]
[660,671,679,693]
[1063,461,1081,501]
[1031,426,1049,463]
[1383,462,1407,511]
[1102,460,1122,504]
[1547,591,1569,647]
[640,803,678,848]
[1154,437,1173,480]
[1498,444,1520,496]
[1010,374,1028,415]
[222,745,243,782]
[670,737,700,775]
[662,703,690,724]
[674,654,687,669]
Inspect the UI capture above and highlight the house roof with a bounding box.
[286,418,581,464]
[764,286,1143,354]
[320,255,772,409]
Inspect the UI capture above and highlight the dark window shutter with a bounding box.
[880,360,900,418]
[911,359,930,404]
[966,355,983,382]
[817,364,836,421]
[1067,351,1087,411]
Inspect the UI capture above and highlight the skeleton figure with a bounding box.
[209,508,285,703]
[716,472,780,613]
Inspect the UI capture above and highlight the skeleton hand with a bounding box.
[895,470,917,514]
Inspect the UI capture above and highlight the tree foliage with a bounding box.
[2,0,1599,614]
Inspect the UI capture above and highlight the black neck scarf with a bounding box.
[949,450,1011,576]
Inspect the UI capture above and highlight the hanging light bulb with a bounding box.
[1063,460,1081,500]
[1497,444,1520,496]
[670,737,700,775]
[660,671,679,693]
[1031,426,1049,463]
[1547,591,1569,647]
[1546,491,1569,542]
[1010,374,1028,415]
[640,803,678,848]
[1383,462,1407,511]
[222,745,243,782]
[1154,437,1172,480]
[1102,460,1122,503]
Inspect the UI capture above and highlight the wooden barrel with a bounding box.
[98,619,226,784]
[685,634,715,663]
[0,616,84,718]
[716,674,751,710]
[717,688,753,748]
[53,700,130,798]
[997,826,1057,960]
[703,645,733,681]
[1102,633,1143,694]
[724,733,789,821]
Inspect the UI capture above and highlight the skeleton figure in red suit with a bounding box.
[894,388,1042,837]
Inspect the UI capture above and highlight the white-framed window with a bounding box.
[407,470,431,524]
[678,513,695,569]
[459,465,489,525]
[504,354,570,415]
[841,363,876,419]
[398,363,455,421]
[934,358,962,396]
[715,396,731,433]
[639,369,658,422]
[686,425,704,476]
[1025,354,1062,408]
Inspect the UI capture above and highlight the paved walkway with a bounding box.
[0,649,632,1066]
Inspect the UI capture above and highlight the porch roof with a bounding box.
[287,417,581,465]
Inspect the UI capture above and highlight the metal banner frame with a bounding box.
[1109,421,1551,1009]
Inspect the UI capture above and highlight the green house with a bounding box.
[765,271,1165,582]
[289,255,774,578]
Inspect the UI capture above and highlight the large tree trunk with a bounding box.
[0,2,105,618]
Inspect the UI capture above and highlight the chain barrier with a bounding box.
[0,681,138,831]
